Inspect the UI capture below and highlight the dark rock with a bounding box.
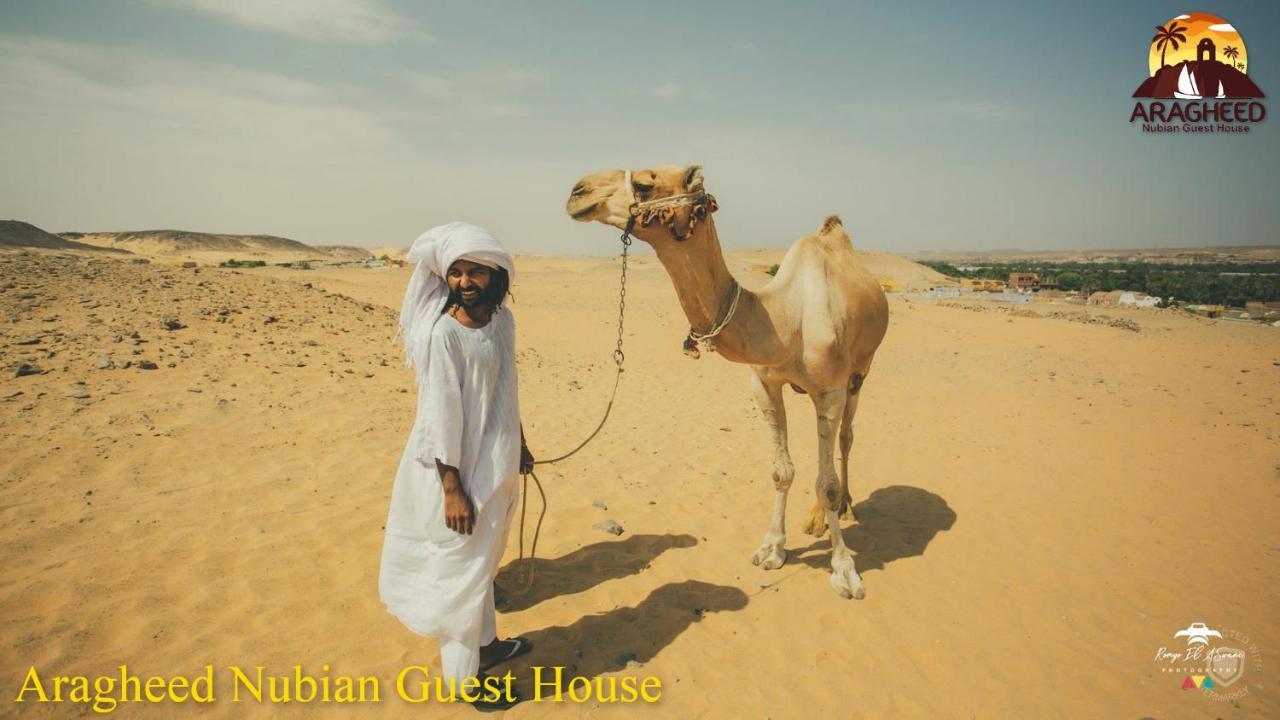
[14,362,43,377]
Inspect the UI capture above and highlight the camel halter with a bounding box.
[624,170,718,243]
[618,170,737,356]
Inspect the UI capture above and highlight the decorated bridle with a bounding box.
[623,169,719,242]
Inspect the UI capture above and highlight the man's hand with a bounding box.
[520,444,534,475]
[443,485,476,535]
[519,423,533,474]
[437,459,475,535]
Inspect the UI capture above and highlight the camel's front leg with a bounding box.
[749,372,792,570]
[811,387,865,599]
[804,386,859,533]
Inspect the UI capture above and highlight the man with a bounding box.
[380,221,534,710]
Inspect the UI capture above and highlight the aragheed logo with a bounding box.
[1129,12,1265,134]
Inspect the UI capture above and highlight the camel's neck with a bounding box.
[650,219,783,365]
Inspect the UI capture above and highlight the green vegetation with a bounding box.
[919,261,1280,307]
[219,258,266,268]
[767,263,779,276]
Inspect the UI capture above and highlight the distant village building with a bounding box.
[1118,292,1161,308]
[960,278,1006,292]
[1087,290,1161,308]
[1244,302,1280,322]
[1008,272,1040,292]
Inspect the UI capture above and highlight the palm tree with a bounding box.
[1224,45,1239,67]
[1152,22,1188,69]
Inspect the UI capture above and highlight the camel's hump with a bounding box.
[816,215,853,249]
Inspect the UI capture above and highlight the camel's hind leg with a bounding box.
[749,371,792,570]
[806,386,864,599]
[803,372,863,536]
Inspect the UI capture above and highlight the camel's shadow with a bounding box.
[495,533,698,613]
[506,580,748,694]
[794,485,956,571]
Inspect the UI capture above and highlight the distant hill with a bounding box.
[364,245,410,262]
[54,230,398,264]
[314,245,375,261]
[59,230,331,260]
[0,220,130,253]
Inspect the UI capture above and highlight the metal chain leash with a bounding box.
[511,223,633,593]
[613,229,630,368]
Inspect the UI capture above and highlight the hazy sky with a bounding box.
[1,1,1277,255]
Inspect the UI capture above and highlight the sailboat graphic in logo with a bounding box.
[1132,13,1264,99]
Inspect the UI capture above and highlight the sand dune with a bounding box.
[0,221,129,254]
[1,246,1276,718]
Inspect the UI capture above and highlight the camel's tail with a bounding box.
[817,215,853,250]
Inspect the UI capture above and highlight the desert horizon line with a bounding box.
[16,221,1276,258]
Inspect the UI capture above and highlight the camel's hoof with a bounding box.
[830,568,865,600]
[751,542,787,570]
[802,515,828,537]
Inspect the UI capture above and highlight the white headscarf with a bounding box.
[396,221,514,386]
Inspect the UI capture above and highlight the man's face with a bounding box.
[446,259,493,309]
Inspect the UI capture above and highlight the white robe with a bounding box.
[379,306,521,651]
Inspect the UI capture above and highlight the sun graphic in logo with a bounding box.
[1149,13,1247,75]
[1133,12,1264,98]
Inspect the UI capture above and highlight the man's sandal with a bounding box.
[479,636,533,673]
[469,674,521,711]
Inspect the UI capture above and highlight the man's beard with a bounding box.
[450,285,492,310]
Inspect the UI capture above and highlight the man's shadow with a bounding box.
[510,580,748,694]
[495,533,697,612]
[794,485,957,571]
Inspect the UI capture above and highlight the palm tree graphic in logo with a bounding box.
[1152,21,1188,68]
[1224,45,1242,71]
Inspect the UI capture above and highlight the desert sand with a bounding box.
[1,244,1277,719]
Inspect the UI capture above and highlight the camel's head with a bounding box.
[565,164,718,243]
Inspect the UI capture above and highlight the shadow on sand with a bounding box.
[794,485,957,572]
[509,580,748,693]
[494,533,698,613]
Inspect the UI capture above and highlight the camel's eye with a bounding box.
[633,182,654,197]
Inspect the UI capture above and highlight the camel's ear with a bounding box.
[684,165,704,191]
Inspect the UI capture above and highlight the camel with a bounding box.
[565,165,889,598]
